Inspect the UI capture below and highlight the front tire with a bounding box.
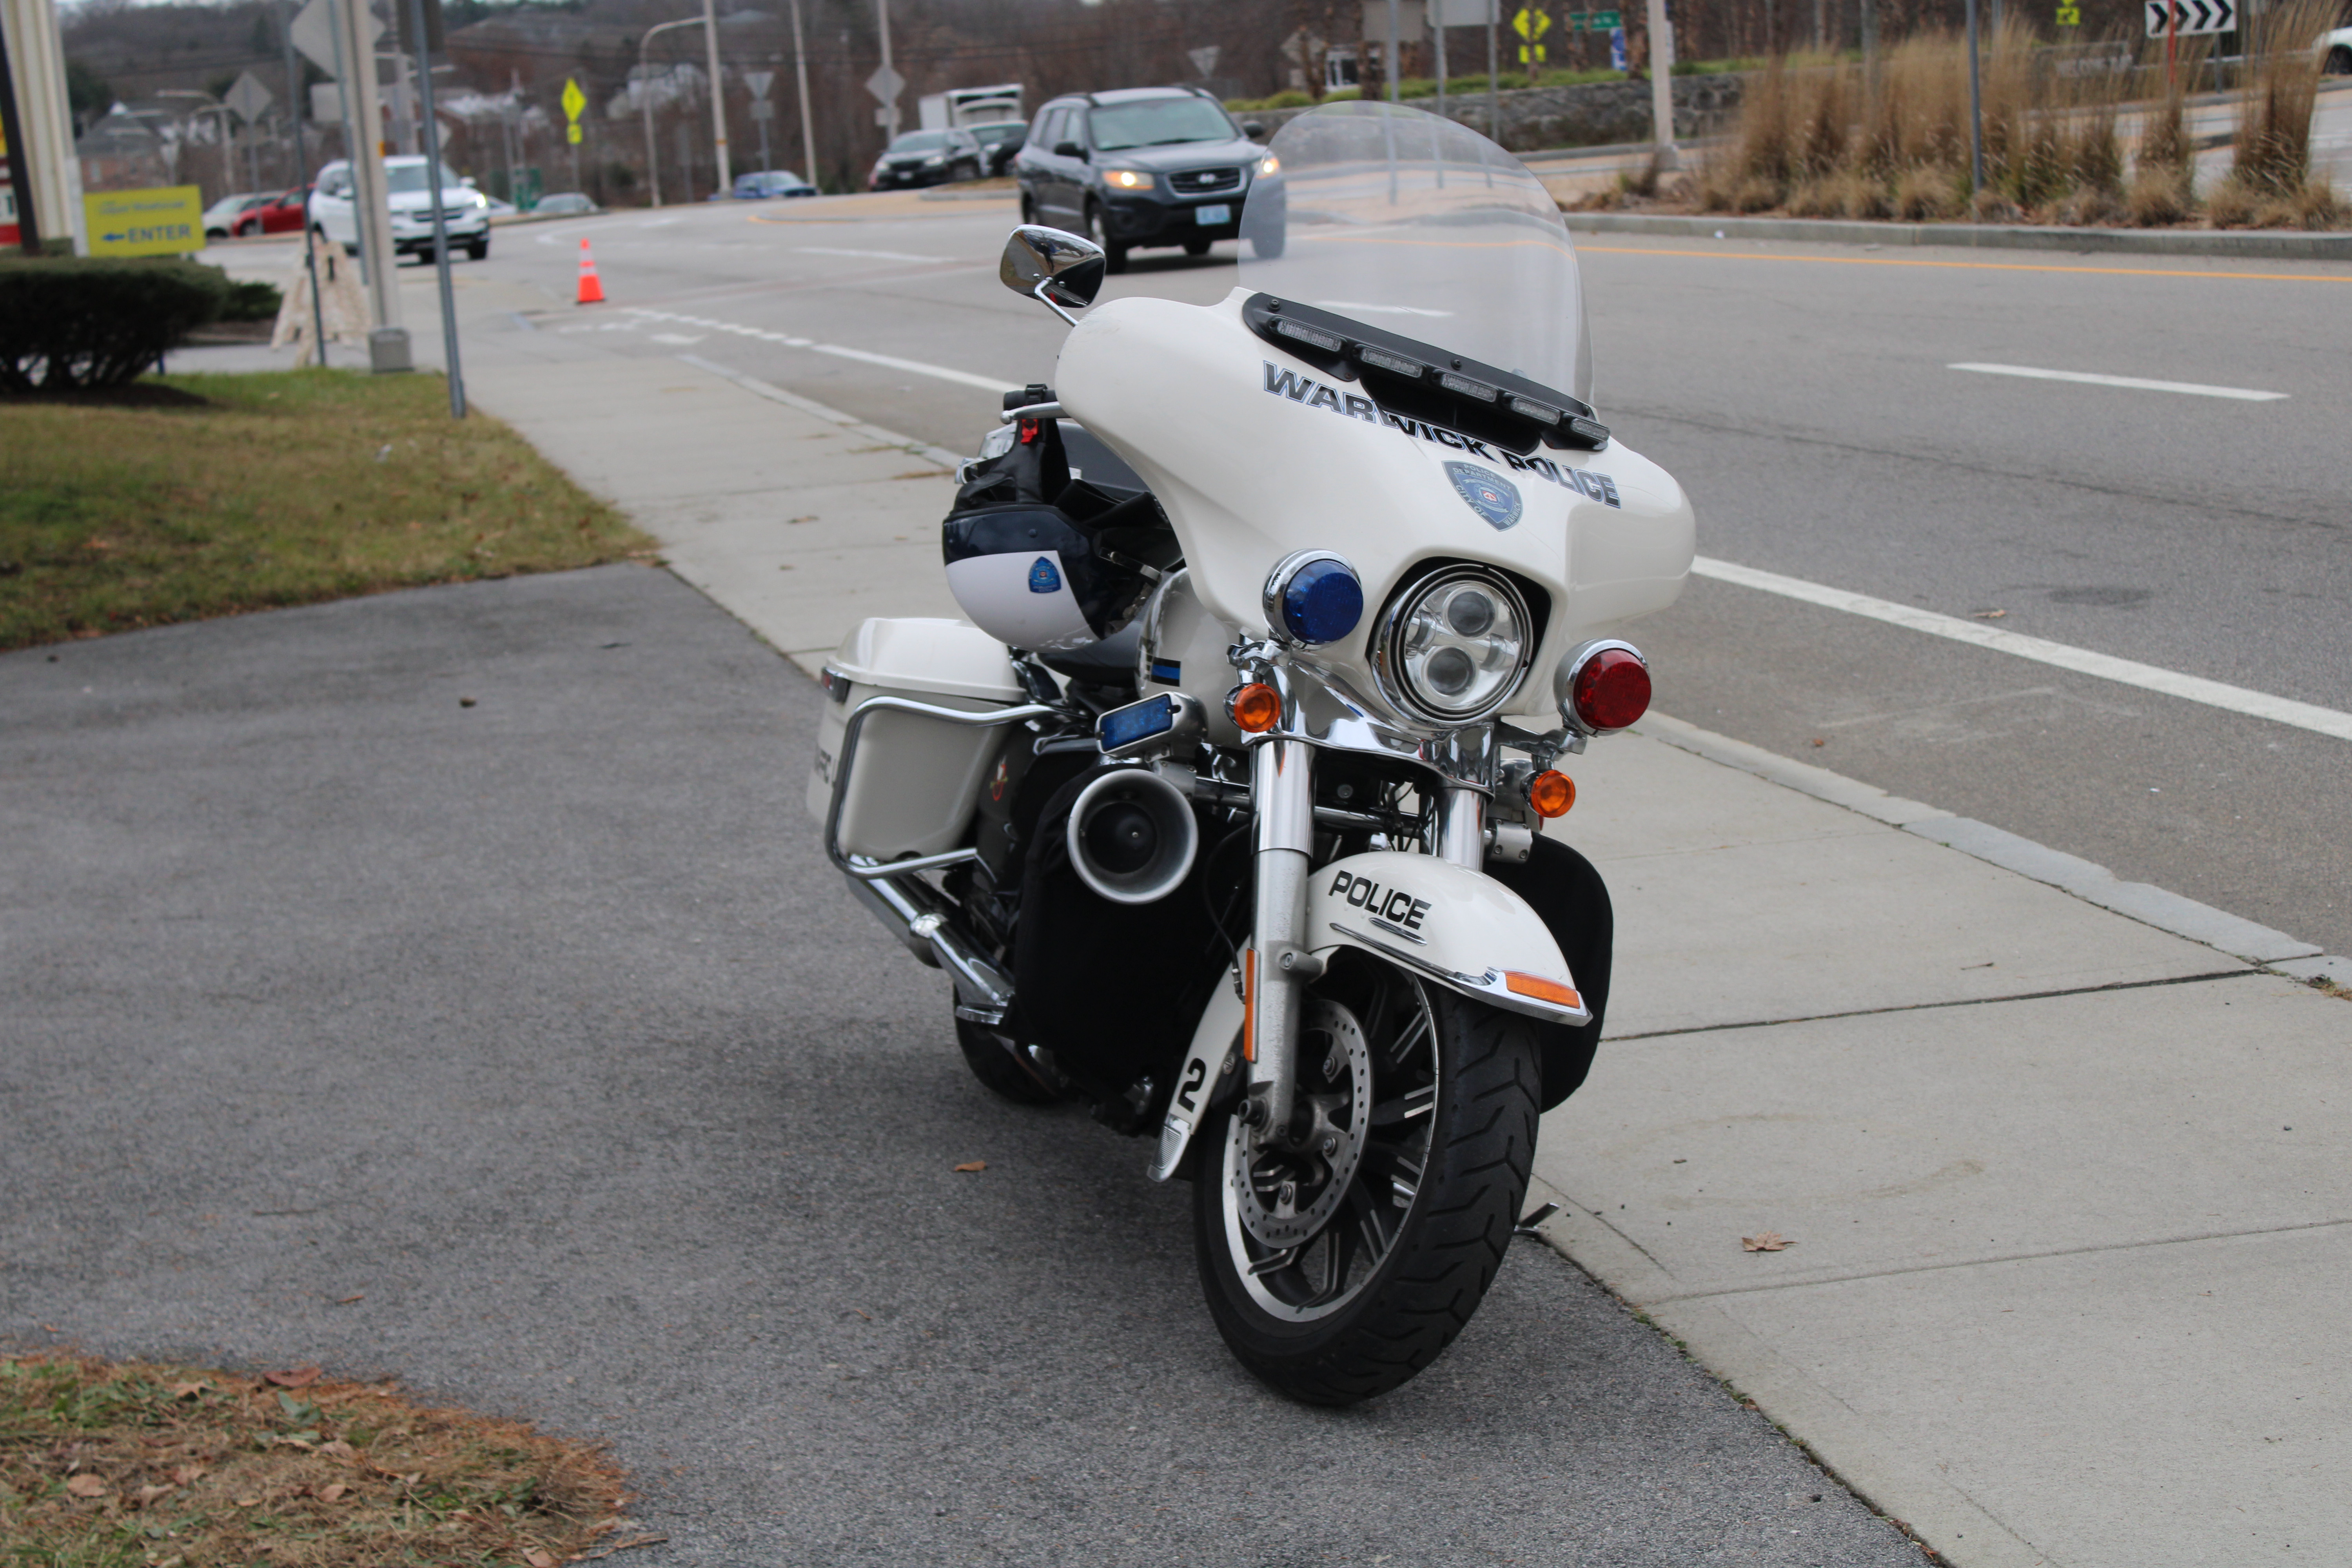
[1192,954,1540,1406]
[2329,45,2352,75]
[467,238,489,261]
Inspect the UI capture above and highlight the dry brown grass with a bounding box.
[1688,19,2341,228]
[0,1353,642,1568]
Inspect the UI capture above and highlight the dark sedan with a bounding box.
[868,129,985,191]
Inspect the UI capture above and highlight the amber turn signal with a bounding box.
[1504,971,1582,1009]
[1231,682,1282,733]
[1527,769,1575,818]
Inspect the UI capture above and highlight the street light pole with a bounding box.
[789,0,816,188]
[637,15,701,207]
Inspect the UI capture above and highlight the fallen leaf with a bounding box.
[319,1483,349,1503]
[172,1465,206,1486]
[525,1550,559,1568]
[65,1474,108,1498]
[318,1439,357,1460]
[336,1293,365,1305]
[135,1483,172,1506]
[1972,608,2007,619]
[235,1496,261,1508]
[953,1160,986,1173]
[168,1381,208,1399]
[1742,1231,1794,1252]
[265,1365,323,1388]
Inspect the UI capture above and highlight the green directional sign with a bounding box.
[1568,9,1623,29]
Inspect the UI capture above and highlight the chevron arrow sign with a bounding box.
[2144,0,2236,36]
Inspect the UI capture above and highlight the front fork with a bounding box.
[1240,695,1492,1138]
[1244,734,1317,1136]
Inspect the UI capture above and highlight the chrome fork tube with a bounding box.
[1246,734,1316,1138]
[1435,786,1486,869]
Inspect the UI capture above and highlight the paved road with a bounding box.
[1,568,1924,1566]
[451,194,2352,955]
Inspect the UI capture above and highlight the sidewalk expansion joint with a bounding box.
[1608,967,2261,1043]
[1641,1214,2352,1307]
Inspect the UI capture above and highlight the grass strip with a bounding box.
[0,1353,636,1568]
[0,369,654,652]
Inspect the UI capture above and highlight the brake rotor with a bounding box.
[1230,997,1373,1249]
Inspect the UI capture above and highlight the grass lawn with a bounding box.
[0,1354,647,1567]
[0,370,654,652]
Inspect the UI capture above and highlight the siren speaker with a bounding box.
[1066,767,1199,906]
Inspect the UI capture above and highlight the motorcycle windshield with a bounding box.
[1239,101,1592,408]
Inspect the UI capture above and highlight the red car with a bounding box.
[232,187,312,237]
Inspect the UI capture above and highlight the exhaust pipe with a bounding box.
[845,872,1015,1022]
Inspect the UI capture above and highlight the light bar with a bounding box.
[1274,319,1345,353]
[1356,345,1426,378]
[1510,396,1564,425]
[1438,372,1498,402]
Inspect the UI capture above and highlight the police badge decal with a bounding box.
[1443,462,1523,531]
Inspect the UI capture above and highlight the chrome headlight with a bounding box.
[1374,567,1532,724]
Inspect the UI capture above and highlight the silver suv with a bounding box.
[310,156,492,261]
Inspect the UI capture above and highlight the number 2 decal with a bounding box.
[1176,1055,1208,1112]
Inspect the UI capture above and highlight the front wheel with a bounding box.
[1192,952,1540,1406]
[2329,45,2352,75]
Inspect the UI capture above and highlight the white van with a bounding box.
[310,155,492,261]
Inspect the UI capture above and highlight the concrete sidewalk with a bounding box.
[450,306,2342,1566]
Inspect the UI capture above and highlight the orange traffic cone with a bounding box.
[576,238,606,305]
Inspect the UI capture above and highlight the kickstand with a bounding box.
[1513,1201,1561,1238]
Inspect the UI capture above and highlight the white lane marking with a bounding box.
[622,307,1018,394]
[1948,363,2288,401]
[793,245,961,263]
[1692,555,2352,744]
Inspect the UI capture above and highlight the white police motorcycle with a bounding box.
[809,102,1693,1405]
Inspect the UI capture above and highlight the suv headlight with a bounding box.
[1374,567,1532,724]
[1102,169,1153,190]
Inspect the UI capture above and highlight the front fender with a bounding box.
[1308,851,1590,1028]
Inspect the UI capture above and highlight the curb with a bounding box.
[1635,710,2342,978]
[1563,211,2352,260]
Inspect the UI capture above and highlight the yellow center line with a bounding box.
[1574,242,2352,284]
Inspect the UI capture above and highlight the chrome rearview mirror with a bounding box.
[1001,225,1105,325]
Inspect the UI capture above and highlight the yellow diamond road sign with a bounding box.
[562,77,586,123]
[83,186,205,258]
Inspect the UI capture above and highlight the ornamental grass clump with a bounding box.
[1687,21,2322,227]
[2210,0,2345,227]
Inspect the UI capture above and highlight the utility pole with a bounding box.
[0,5,42,254]
[331,0,407,370]
[1386,0,1401,101]
[789,0,816,186]
[1646,0,1677,169]
[1488,0,1499,142]
[701,0,730,195]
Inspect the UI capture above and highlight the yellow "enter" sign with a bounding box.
[83,186,205,258]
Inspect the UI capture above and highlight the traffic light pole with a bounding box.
[406,0,463,416]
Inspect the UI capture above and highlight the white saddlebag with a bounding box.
[806,617,1024,861]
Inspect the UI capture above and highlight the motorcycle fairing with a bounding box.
[1055,288,1694,726]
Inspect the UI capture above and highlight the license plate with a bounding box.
[1193,203,1230,225]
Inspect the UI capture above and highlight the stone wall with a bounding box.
[1245,73,1744,154]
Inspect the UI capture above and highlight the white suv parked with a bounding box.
[310,155,492,261]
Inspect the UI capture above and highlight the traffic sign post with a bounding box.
[1513,6,1550,76]
[561,75,585,194]
[223,71,272,192]
[2144,0,2234,35]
